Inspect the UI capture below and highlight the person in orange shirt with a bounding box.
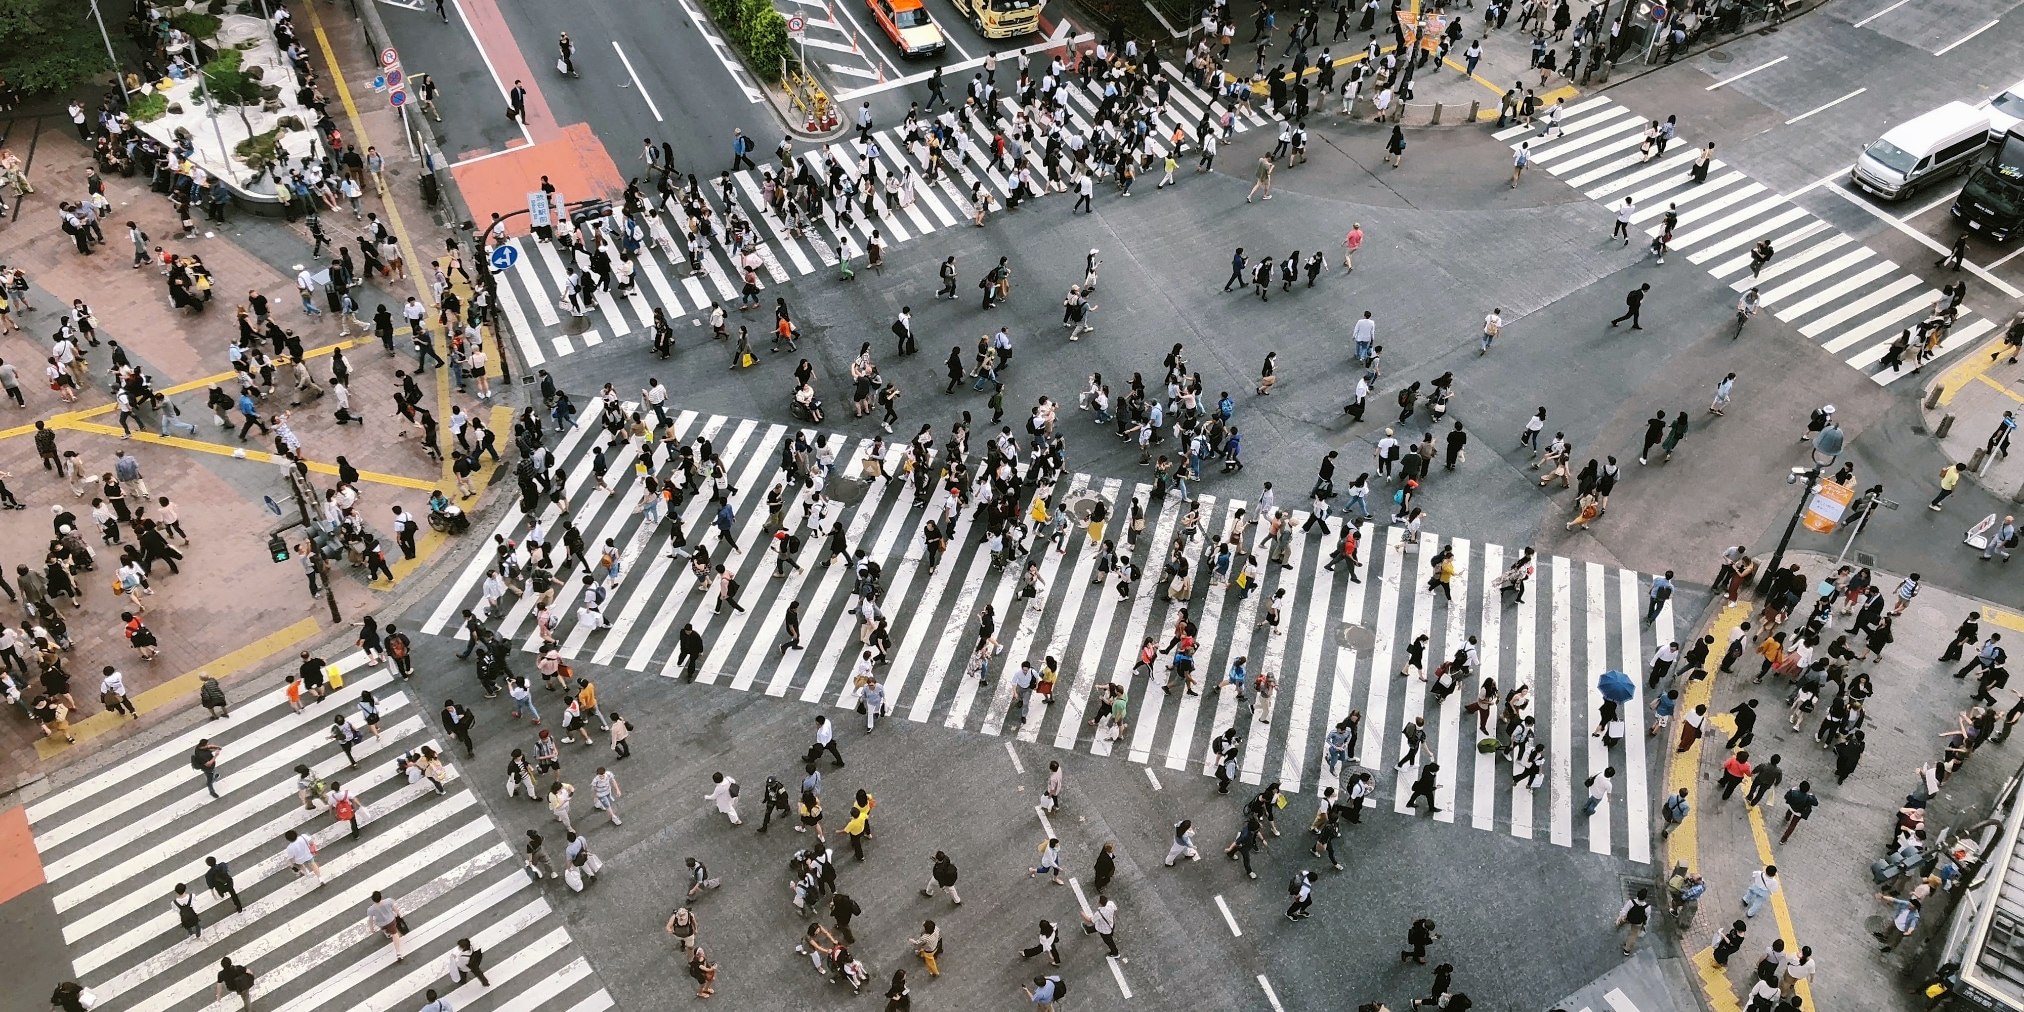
[286,674,303,714]
[1717,749,1754,801]
[575,677,608,734]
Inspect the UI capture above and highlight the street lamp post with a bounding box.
[1758,465,1821,594]
[86,0,130,101]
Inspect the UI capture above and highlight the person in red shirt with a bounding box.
[1717,750,1754,801]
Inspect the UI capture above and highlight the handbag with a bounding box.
[101,690,122,707]
[565,864,585,891]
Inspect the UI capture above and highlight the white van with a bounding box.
[1852,102,1991,200]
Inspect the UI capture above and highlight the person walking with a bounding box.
[1285,871,1316,921]
[1779,781,1817,843]
[1610,284,1650,329]
[1019,919,1062,966]
[1405,762,1441,813]
[191,738,224,799]
[203,856,244,913]
[1400,917,1440,963]
[366,891,407,960]
[214,957,256,1010]
[1616,889,1652,954]
[923,851,963,904]
[706,771,742,824]
[1741,865,1780,917]
[810,714,846,767]
[1084,892,1124,955]
[1164,819,1201,865]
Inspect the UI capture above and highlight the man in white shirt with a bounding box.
[294,268,322,316]
[1583,766,1615,816]
[283,829,322,884]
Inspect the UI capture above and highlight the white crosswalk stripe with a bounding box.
[1507,95,1987,384]
[29,656,614,1012]
[485,63,1272,366]
[428,411,1669,860]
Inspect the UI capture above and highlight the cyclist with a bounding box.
[1734,288,1761,337]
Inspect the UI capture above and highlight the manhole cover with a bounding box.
[1064,492,1101,521]
[1337,623,1375,650]
[828,478,868,506]
[1707,50,1733,63]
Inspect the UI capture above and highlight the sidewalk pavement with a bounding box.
[1667,551,2022,1012]
[1925,334,2024,504]
[1224,0,1582,125]
[0,2,509,790]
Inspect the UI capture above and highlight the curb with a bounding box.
[1592,1,1827,95]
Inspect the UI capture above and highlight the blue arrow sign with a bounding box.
[489,244,520,271]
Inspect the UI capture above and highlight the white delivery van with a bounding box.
[1852,101,1991,200]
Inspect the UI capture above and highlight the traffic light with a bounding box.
[568,200,611,229]
[269,534,291,563]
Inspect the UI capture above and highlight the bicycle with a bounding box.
[1734,289,1761,338]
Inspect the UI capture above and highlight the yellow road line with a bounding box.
[1935,334,2019,407]
[1666,601,1754,1012]
[1747,798,1816,1010]
[304,2,457,492]
[1985,606,2024,633]
[1976,372,2024,405]
[62,420,437,491]
[35,617,320,758]
[0,338,370,443]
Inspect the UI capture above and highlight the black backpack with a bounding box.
[1052,977,1067,999]
[190,750,209,770]
[1288,874,1305,897]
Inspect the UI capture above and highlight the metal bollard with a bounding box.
[1431,103,1443,126]
[1936,414,1955,439]
[1469,99,1481,123]
[1925,385,1945,409]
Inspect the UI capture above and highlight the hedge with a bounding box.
[699,0,796,83]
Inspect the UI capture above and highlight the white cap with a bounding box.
[1822,404,1836,414]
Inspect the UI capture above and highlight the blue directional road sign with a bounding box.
[489,244,520,271]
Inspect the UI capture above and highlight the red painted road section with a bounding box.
[0,806,44,906]
[450,122,625,234]
[458,0,563,143]
[448,0,623,229]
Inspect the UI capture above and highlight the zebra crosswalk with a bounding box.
[424,410,1676,862]
[26,654,615,1012]
[488,62,1274,368]
[1496,97,1992,385]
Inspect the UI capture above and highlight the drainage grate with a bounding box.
[1623,875,1660,901]
[1707,50,1734,63]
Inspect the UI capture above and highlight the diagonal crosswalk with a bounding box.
[1497,96,1992,385]
[27,655,615,1012]
[487,61,1273,367]
[426,410,1674,862]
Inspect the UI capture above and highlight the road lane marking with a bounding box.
[1820,183,2024,298]
[1005,741,1024,774]
[1935,19,2000,56]
[1853,0,1911,26]
[1145,767,1162,790]
[1705,55,1787,90]
[1214,895,1242,936]
[1784,88,1865,125]
[1258,975,1286,1012]
[611,41,664,122]
[1068,878,1133,995]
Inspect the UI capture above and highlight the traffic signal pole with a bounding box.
[286,465,344,624]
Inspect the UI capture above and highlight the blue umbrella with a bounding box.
[1598,670,1634,703]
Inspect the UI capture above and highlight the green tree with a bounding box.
[0,0,118,95]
